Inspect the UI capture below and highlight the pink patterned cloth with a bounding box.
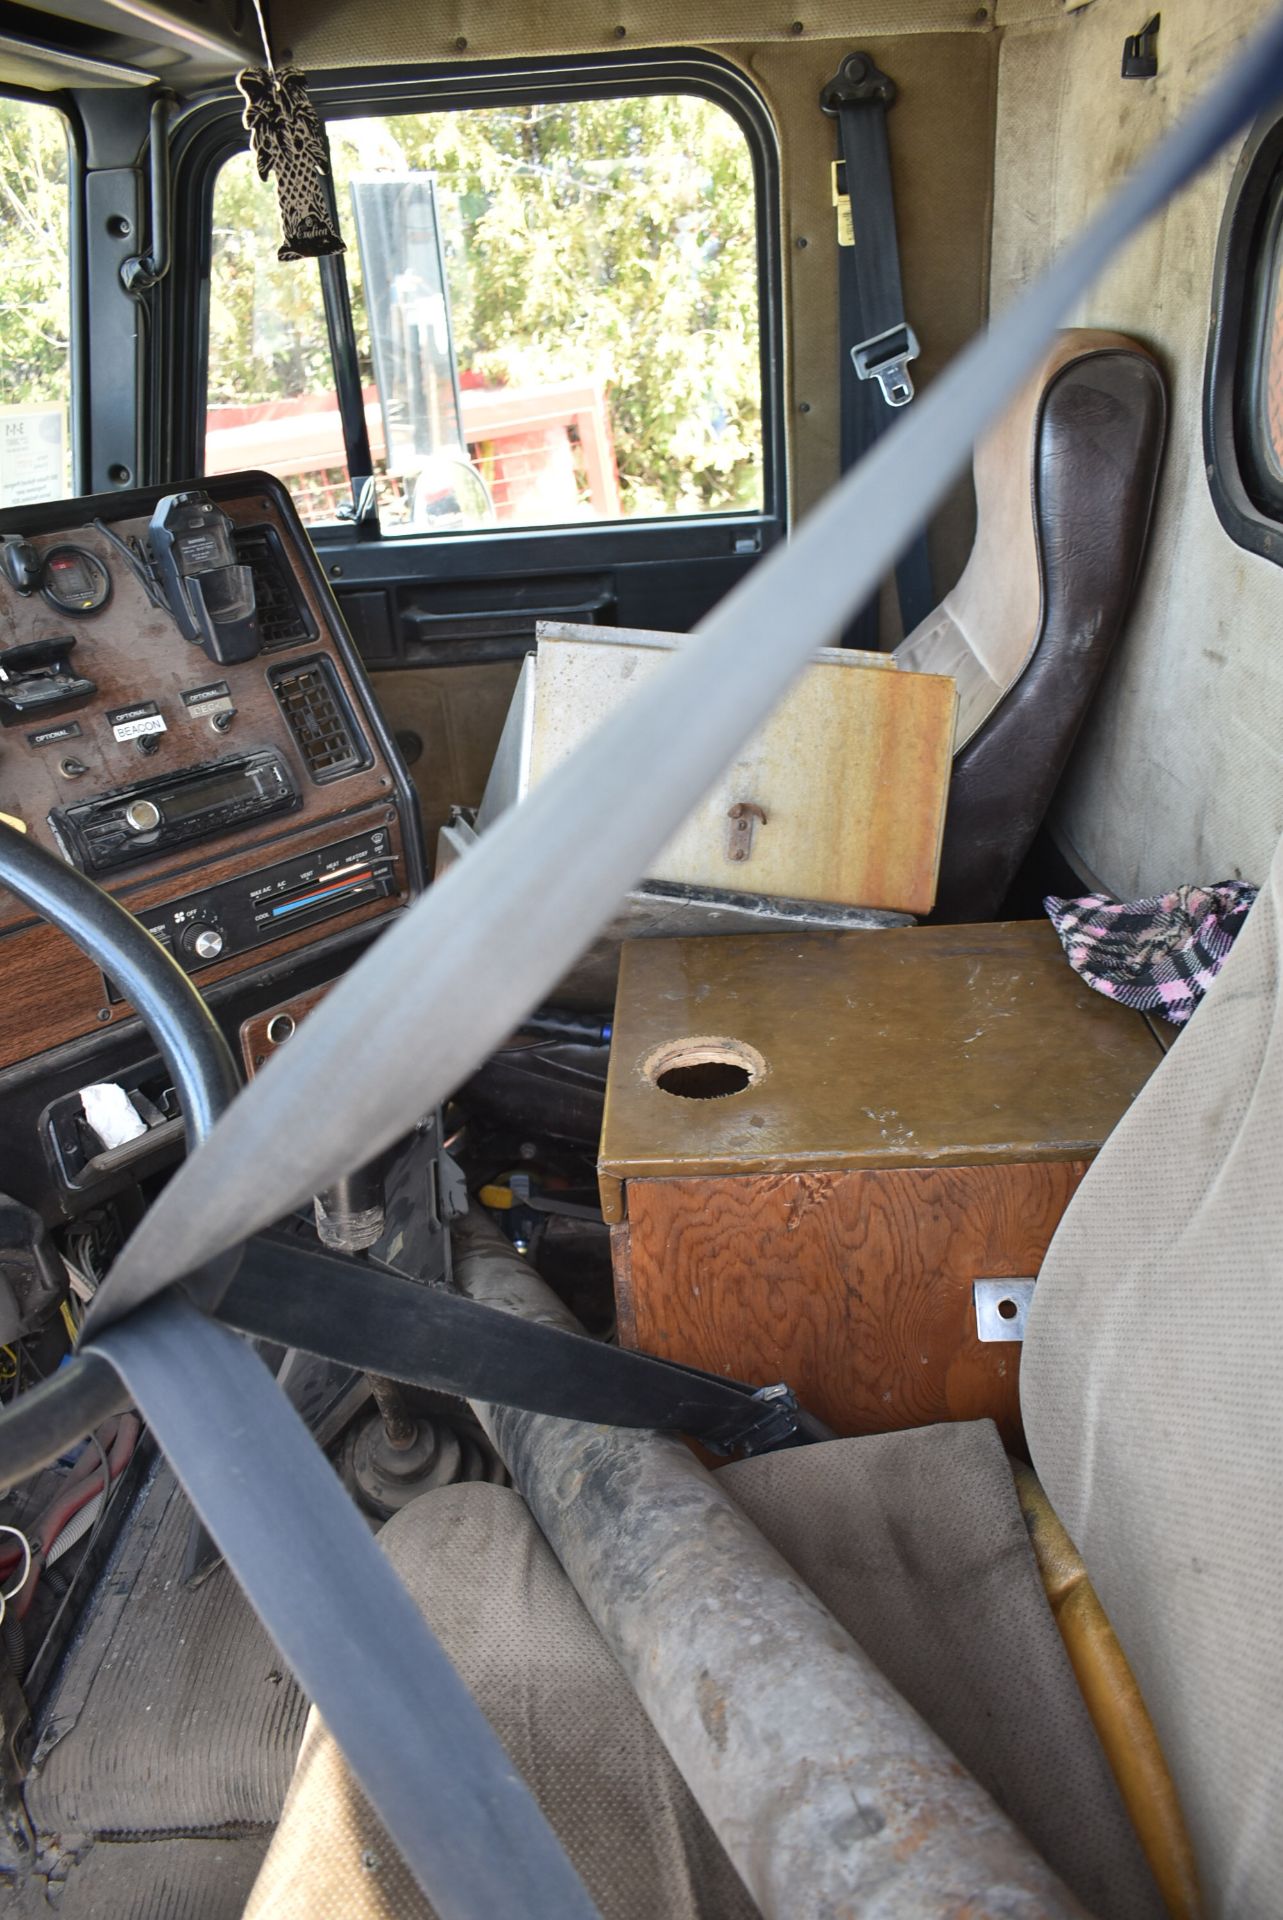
[1044,881,1259,1026]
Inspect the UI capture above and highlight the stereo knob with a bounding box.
[124,799,161,834]
[180,922,225,963]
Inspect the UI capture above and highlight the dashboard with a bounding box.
[0,473,422,1217]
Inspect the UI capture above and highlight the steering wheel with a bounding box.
[0,823,600,1920]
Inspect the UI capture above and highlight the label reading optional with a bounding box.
[27,720,82,748]
[181,680,233,719]
[107,701,167,743]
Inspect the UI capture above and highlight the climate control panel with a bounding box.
[128,827,399,979]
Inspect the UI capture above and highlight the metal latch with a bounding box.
[973,1278,1036,1343]
[725,802,767,864]
[850,322,920,407]
[830,159,854,248]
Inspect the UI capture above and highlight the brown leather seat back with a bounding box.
[895,329,1167,922]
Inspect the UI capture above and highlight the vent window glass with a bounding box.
[205,93,762,535]
[0,97,72,508]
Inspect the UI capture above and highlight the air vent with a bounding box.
[234,526,318,652]
[269,657,370,784]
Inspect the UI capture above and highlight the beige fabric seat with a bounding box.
[1021,829,1283,1914]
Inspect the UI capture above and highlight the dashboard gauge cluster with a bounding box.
[41,546,113,616]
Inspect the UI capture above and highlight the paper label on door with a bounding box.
[0,406,67,510]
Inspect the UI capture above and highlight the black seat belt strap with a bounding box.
[223,1234,822,1458]
[823,52,935,645]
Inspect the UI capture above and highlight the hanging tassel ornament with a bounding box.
[236,1,345,263]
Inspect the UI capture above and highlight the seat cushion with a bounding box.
[244,1480,758,1920]
[1022,830,1283,1916]
[245,1423,1159,1920]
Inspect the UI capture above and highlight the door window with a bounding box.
[0,97,72,508]
[205,93,763,534]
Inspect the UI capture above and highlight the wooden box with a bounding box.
[478,622,958,915]
[599,922,1165,1448]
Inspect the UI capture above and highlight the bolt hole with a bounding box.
[107,463,132,486]
[106,213,132,239]
[644,1036,766,1101]
[997,1297,1018,1320]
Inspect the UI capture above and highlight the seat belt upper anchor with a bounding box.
[851,322,919,408]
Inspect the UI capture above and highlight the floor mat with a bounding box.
[3,1833,271,1918]
[24,1461,306,1839]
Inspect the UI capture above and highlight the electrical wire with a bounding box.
[45,1492,104,1567]
[22,1431,113,1684]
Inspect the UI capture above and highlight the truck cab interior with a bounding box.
[0,1,1281,1915]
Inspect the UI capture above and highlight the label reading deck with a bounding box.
[27,720,83,748]
[106,701,166,743]
[181,680,233,719]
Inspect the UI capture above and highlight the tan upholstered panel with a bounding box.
[990,0,1283,896]
[1022,832,1283,1914]
[276,0,995,68]
[367,662,522,859]
[730,33,996,549]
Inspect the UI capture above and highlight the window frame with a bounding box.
[166,49,785,549]
[0,85,86,500]
[1204,105,1283,566]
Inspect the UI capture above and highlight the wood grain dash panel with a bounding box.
[617,1161,1089,1449]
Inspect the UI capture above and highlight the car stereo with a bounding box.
[50,750,299,874]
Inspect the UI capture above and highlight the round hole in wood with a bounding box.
[643,1036,766,1101]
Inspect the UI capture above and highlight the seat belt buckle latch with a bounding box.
[830,159,854,248]
[701,1381,806,1458]
[851,323,919,407]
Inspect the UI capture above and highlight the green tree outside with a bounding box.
[0,97,72,499]
[209,94,762,524]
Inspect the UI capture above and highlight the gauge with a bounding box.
[41,545,112,617]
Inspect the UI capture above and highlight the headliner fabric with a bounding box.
[276,1,994,70]
[1022,826,1283,1915]
[246,1425,1161,1920]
